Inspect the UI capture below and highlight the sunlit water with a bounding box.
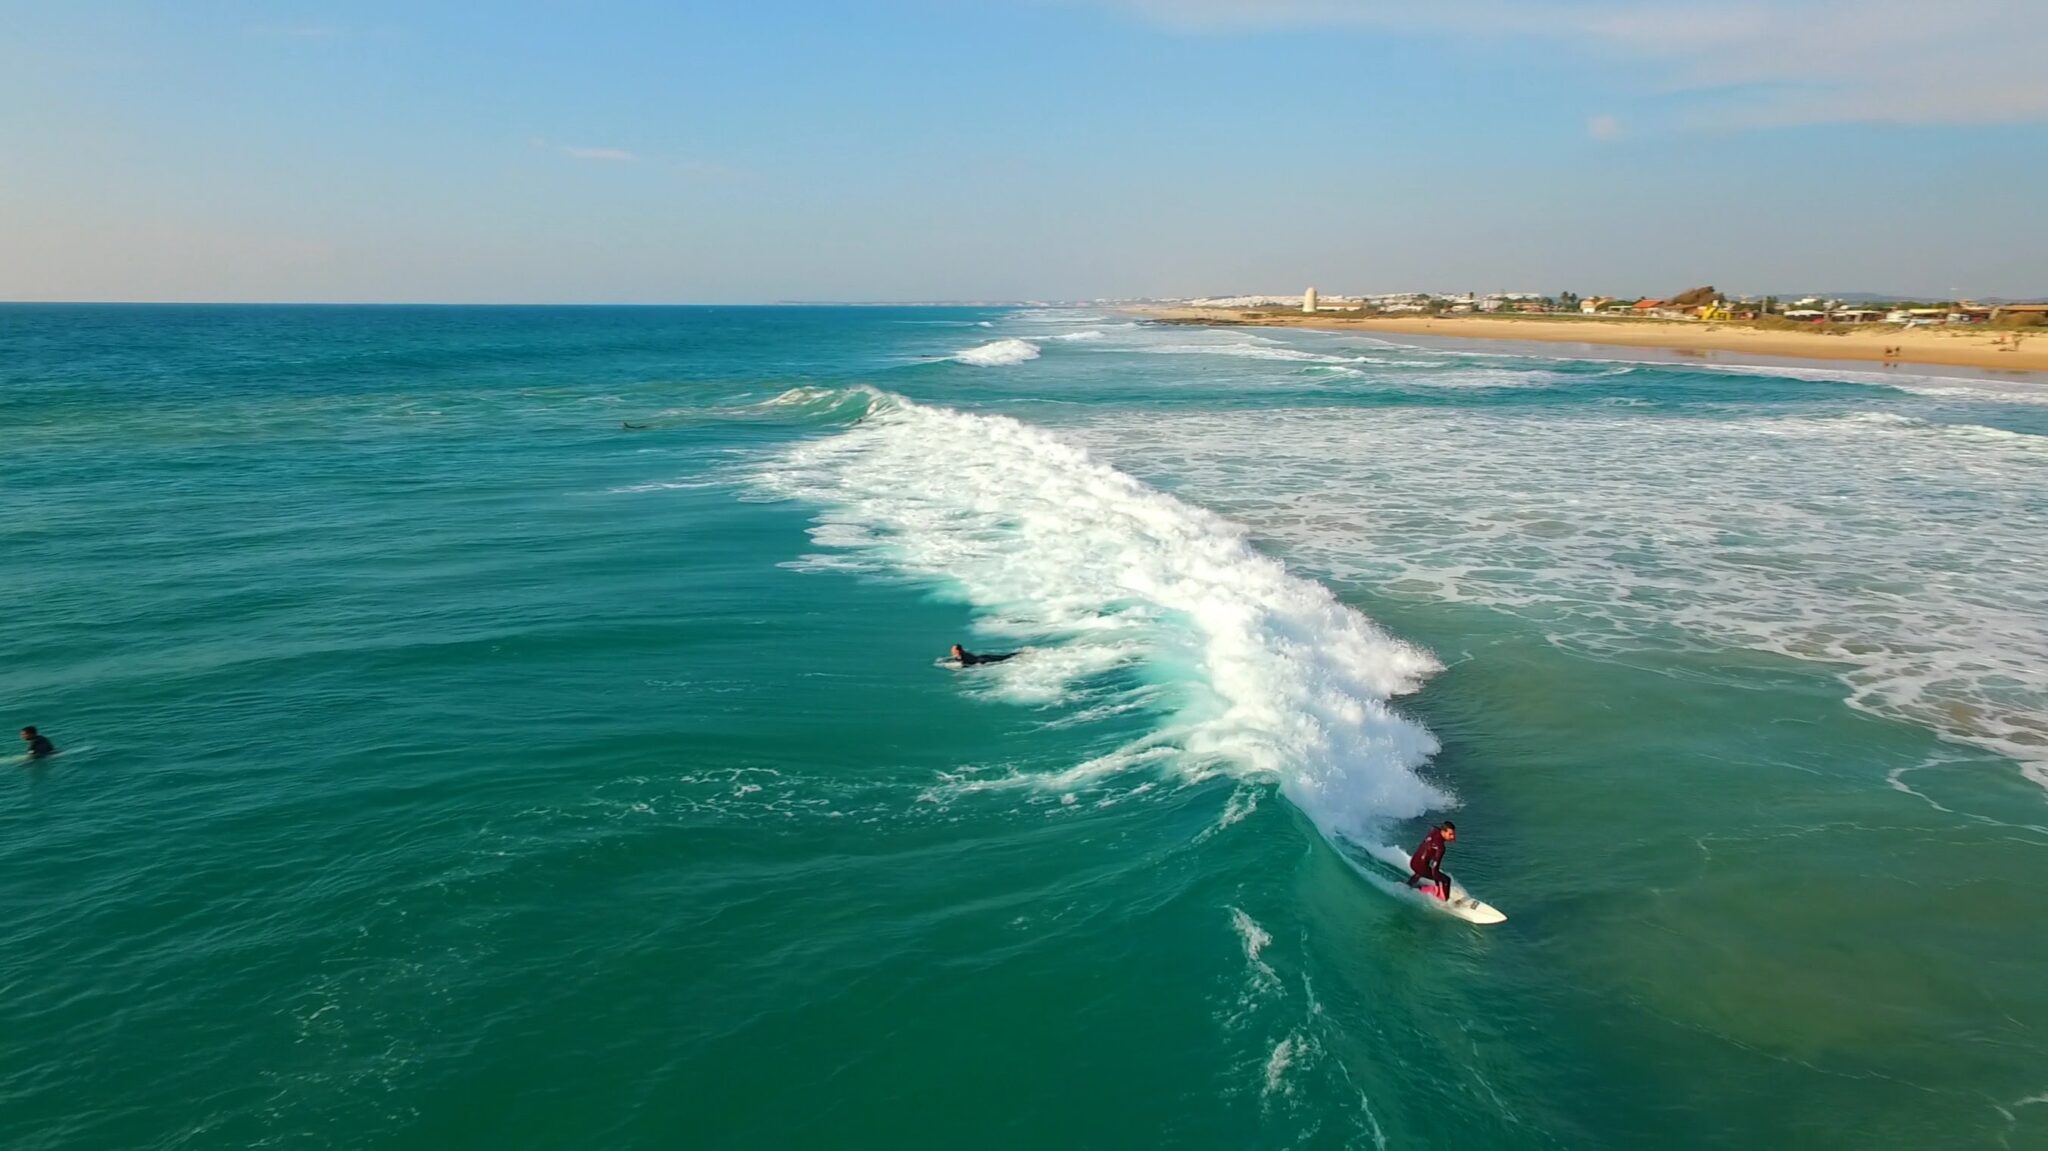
[4,304,2044,1149]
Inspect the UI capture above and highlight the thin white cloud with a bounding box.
[534,140,733,176]
[561,146,640,162]
[1587,113,1622,141]
[1100,0,2048,127]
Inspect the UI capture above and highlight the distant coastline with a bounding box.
[1137,307,2048,376]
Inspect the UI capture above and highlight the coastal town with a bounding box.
[1178,288,2048,329]
[1142,286,2047,373]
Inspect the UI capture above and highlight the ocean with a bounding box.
[3,304,2045,1149]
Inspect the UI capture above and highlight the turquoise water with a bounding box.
[4,304,2046,1149]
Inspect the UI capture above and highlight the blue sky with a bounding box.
[2,0,2042,302]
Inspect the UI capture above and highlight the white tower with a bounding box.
[1303,287,1318,313]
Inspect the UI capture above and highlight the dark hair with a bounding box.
[1441,821,1455,831]
[21,727,36,736]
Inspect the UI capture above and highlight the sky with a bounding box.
[2,0,2043,303]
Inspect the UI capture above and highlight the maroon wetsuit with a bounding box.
[1407,827,1451,899]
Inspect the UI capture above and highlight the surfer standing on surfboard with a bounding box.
[1405,822,1455,901]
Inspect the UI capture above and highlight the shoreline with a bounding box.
[1137,308,2048,377]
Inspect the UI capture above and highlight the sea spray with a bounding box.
[955,338,1041,367]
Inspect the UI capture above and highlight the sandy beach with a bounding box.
[1141,308,2048,376]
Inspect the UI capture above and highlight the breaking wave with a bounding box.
[754,390,1448,840]
[955,338,1041,367]
[1065,405,2048,789]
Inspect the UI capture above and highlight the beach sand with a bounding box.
[1141,308,2048,376]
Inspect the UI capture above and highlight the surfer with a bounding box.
[621,421,648,430]
[949,644,1017,667]
[1404,822,1455,901]
[20,726,55,760]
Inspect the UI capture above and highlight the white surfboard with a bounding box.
[1340,839,1507,925]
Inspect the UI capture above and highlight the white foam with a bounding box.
[1050,330,1105,342]
[760,386,839,407]
[756,392,1448,837]
[1231,906,1274,972]
[954,338,1041,367]
[1144,341,1362,365]
[1065,406,2048,787]
[804,519,880,551]
[1011,311,1112,324]
[1208,784,1261,836]
[1263,1036,1296,1096]
[776,554,878,575]
[607,479,723,494]
[1391,366,1594,389]
[743,386,880,422]
[1694,361,2048,405]
[1129,333,1589,387]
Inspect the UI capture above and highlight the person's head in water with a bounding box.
[1440,821,1456,842]
[950,644,967,660]
[20,727,36,743]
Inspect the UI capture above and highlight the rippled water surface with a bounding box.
[4,304,2045,1150]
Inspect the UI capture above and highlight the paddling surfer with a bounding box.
[948,644,1017,667]
[1405,821,1455,900]
[20,726,55,761]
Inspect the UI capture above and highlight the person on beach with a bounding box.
[20,726,55,760]
[948,644,1016,667]
[1405,822,1456,900]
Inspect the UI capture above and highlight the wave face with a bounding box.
[954,337,1041,366]
[756,391,1447,840]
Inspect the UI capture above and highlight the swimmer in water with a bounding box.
[21,726,55,760]
[948,644,1017,667]
[622,421,648,430]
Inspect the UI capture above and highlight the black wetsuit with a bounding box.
[956,650,1017,667]
[24,734,54,759]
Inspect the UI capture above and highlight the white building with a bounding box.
[1303,287,1319,313]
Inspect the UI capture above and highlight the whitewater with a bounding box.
[757,389,1448,842]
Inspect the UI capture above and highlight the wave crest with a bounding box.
[955,338,1041,367]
